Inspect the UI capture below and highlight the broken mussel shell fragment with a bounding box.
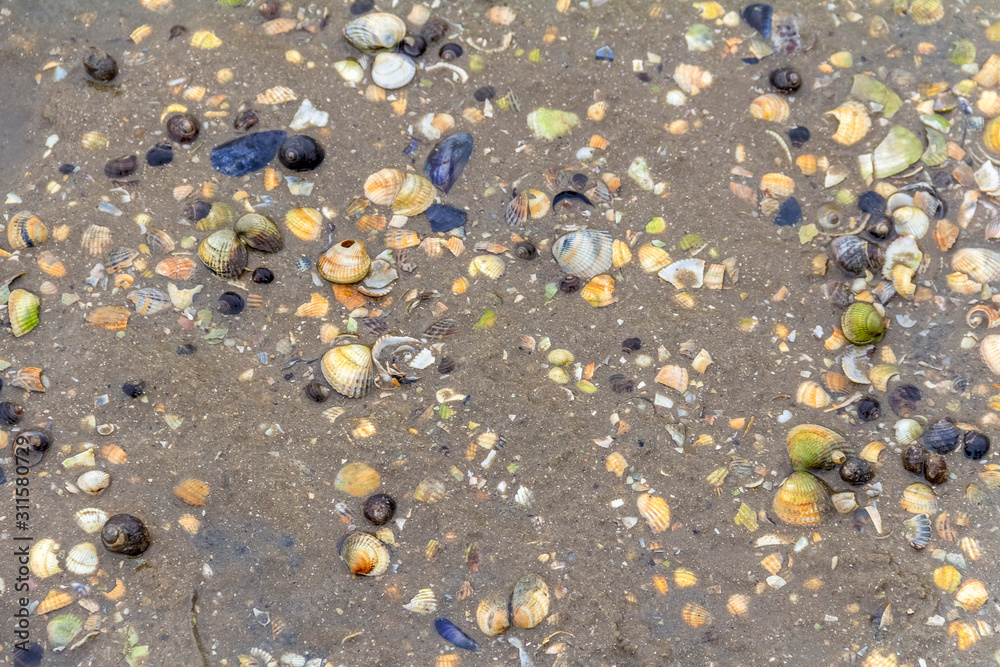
[101,513,151,557]
[339,531,390,576]
[145,141,173,167]
[841,302,885,345]
[424,203,467,233]
[424,132,473,193]
[210,130,287,178]
[741,3,773,38]
[278,134,325,171]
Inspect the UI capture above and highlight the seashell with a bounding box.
[334,59,365,83]
[412,477,446,503]
[8,211,47,249]
[322,344,375,398]
[581,274,617,307]
[192,202,236,232]
[760,172,794,198]
[933,219,959,252]
[986,117,1000,154]
[982,334,1000,375]
[952,247,1000,283]
[527,107,581,140]
[772,471,831,526]
[174,478,210,506]
[910,0,944,24]
[392,173,436,216]
[636,493,671,532]
[786,424,850,470]
[234,213,283,253]
[505,191,528,227]
[868,362,899,390]
[612,239,632,267]
[923,418,961,455]
[425,203,467,233]
[749,93,789,122]
[198,229,247,278]
[256,85,297,105]
[76,508,108,534]
[673,63,713,95]
[637,243,671,273]
[102,443,127,464]
[190,29,222,49]
[435,618,479,652]
[468,254,505,280]
[827,101,870,146]
[77,469,110,495]
[155,257,196,280]
[104,247,139,274]
[81,224,112,256]
[900,482,937,514]
[147,228,176,254]
[363,493,396,525]
[101,513,150,557]
[477,594,510,635]
[901,512,931,550]
[742,2,772,36]
[831,489,858,514]
[83,46,118,82]
[606,451,628,476]
[372,52,416,89]
[318,240,371,284]
[873,126,923,179]
[278,134,324,172]
[769,67,801,93]
[841,302,885,345]
[682,602,712,628]
[659,258,705,289]
[357,258,398,297]
[36,250,66,277]
[47,613,83,647]
[9,367,46,393]
[527,189,551,218]
[934,565,962,593]
[962,430,990,460]
[127,287,171,316]
[285,206,323,242]
[8,289,40,337]
[948,620,978,651]
[38,590,74,614]
[65,542,99,575]
[976,161,1000,196]
[294,292,328,318]
[954,579,987,612]
[262,17,298,35]
[403,588,438,614]
[339,531,390,576]
[424,133,473,193]
[959,536,981,561]
[166,113,200,144]
[210,130,287,178]
[365,168,405,206]
[0,401,25,427]
[552,230,613,279]
[344,12,406,51]
[892,206,929,239]
[512,573,550,629]
[384,228,421,251]
[727,593,750,617]
[795,380,830,408]
[29,538,61,578]
[178,514,201,535]
[674,568,698,587]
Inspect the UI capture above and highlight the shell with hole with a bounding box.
[827,101,870,146]
[772,471,832,526]
[552,230,614,279]
[339,531,390,576]
[659,258,705,289]
[318,239,371,284]
[512,573,550,629]
[321,344,375,398]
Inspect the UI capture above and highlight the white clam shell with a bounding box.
[65,542,99,575]
[371,52,416,90]
[77,469,111,495]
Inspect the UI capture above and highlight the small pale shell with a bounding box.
[636,493,671,532]
[403,588,438,614]
[65,542,99,575]
[29,538,61,578]
[749,93,790,122]
[75,508,108,534]
[512,573,550,629]
[77,469,110,495]
[476,594,510,635]
[827,101,870,146]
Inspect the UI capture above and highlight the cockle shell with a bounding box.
[981,335,1000,375]
[827,101,870,146]
[77,469,111,495]
[234,213,283,253]
[468,254,505,279]
[29,537,61,578]
[155,257,196,280]
[371,52,416,90]
[285,206,323,242]
[581,274,617,307]
[65,542,99,575]
[198,229,247,278]
[322,344,375,398]
[343,12,406,51]
[772,472,831,526]
[339,531,390,576]
[552,230,613,279]
[364,168,405,206]
[403,588,438,614]
[476,594,510,635]
[512,573,550,629]
[786,424,851,470]
[7,211,47,249]
[391,173,436,216]
[954,579,988,612]
[673,63,713,94]
[659,258,705,289]
[318,240,371,284]
[37,590,74,615]
[127,288,171,316]
[8,289,40,337]
[75,508,108,534]
[900,482,938,514]
[682,602,712,628]
[749,93,789,122]
[637,243,672,273]
[636,493,671,532]
[952,247,1000,283]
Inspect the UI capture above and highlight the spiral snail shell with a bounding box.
[101,513,151,557]
[166,113,200,144]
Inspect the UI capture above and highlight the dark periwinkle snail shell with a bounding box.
[962,430,990,460]
[840,458,873,486]
[864,217,894,242]
[420,18,449,43]
[923,418,961,455]
[0,401,24,426]
[217,292,245,315]
[104,155,138,179]
[473,86,496,102]
[184,200,213,222]
[145,141,174,167]
[278,135,325,171]
[888,384,921,418]
[438,356,456,375]
[12,430,50,468]
[83,47,118,82]
[260,0,280,19]
[399,35,426,58]
[901,444,924,475]
[769,68,801,93]
[168,25,187,41]
[122,381,145,399]
[858,191,888,216]
[514,241,538,260]
[923,452,948,485]
[856,397,881,422]
[166,113,200,144]
[305,381,330,403]
[234,108,260,132]
[101,513,151,557]
[439,43,463,61]
[252,267,274,284]
[363,493,397,525]
[559,276,581,294]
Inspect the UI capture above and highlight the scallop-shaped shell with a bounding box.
[174,478,210,506]
[862,649,899,667]
[873,126,923,179]
[952,247,1000,283]
[105,247,139,273]
[827,101,870,146]
[284,206,323,242]
[29,537,61,578]
[392,173,436,216]
[955,579,988,612]
[985,117,1000,154]
[749,93,790,122]
[344,12,406,51]
[77,469,110,495]
[364,169,405,206]
[795,381,831,409]
[512,573,550,629]
[659,258,705,289]
[581,274,617,307]
[37,250,66,277]
[892,206,929,239]
[673,63,713,94]
[65,542,99,575]
[468,254,505,279]
[900,482,938,514]
[47,613,83,647]
[37,590,74,615]
[190,29,222,49]
[255,85,297,105]
[505,191,528,227]
[235,213,283,253]
[147,228,176,253]
[322,344,375,398]
[933,565,962,593]
[760,173,795,198]
[902,512,930,549]
[948,620,978,651]
[85,305,130,330]
[198,229,248,278]
[127,288,171,316]
[318,240,371,284]
[786,424,850,470]
[727,593,750,617]
[371,52,416,90]
[295,292,329,318]
[637,493,671,532]
[772,472,831,526]
[75,507,108,534]
[909,0,944,24]
[605,451,628,477]
[10,367,46,393]
[102,443,127,464]
[8,211,48,249]
[612,239,632,268]
[552,230,614,279]
[403,588,438,614]
[894,418,923,444]
[637,243,672,273]
[155,257,196,280]
[982,335,1000,375]
[8,289,40,337]
[682,602,712,628]
[81,224,112,256]
[476,594,510,635]
[340,531,390,576]
[384,228,421,251]
[527,189,550,218]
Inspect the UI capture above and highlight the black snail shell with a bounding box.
[420,18,449,43]
[278,134,325,171]
[101,513,151,557]
[82,47,118,82]
[856,397,881,421]
[514,241,538,260]
[184,200,213,222]
[888,384,921,418]
[901,444,925,475]
[439,43,463,60]
[168,25,187,41]
[438,356,456,375]
[399,35,427,58]
[122,381,145,399]
[769,68,801,93]
[962,431,990,460]
[234,108,260,132]
[104,155,138,179]
[559,276,581,293]
[305,381,330,403]
[363,493,397,525]
[474,86,496,102]
[924,452,948,485]
[260,0,280,19]
[217,292,245,315]
[252,267,274,284]
[145,141,174,167]
[166,113,200,144]
[787,126,810,148]
[0,401,24,426]
[12,430,50,468]
[840,458,873,486]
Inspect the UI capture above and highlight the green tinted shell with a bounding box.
[8,288,40,337]
[195,202,237,231]
[786,424,852,471]
[841,302,885,345]
[198,229,248,278]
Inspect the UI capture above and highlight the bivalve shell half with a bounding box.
[984,117,1000,153]
[512,573,550,629]
[198,229,248,278]
[37,590,74,615]
[772,472,831,526]
[318,240,371,284]
[954,579,988,612]
[403,588,438,614]
[873,126,923,179]
[828,101,870,146]
[682,602,713,628]
[127,288,171,316]
[900,482,938,514]
[321,344,375,398]
[344,12,406,51]
[285,206,323,242]
[335,462,381,496]
[637,243,672,273]
[786,424,851,470]
[841,302,885,345]
[892,206,929,239]
[981,335,1000,375]
[477,594,511,635]
[881,234,921,279]
[636,493,671,532]
[77,469,110,495]
[581,274,617,307]
[552,230,614,279]
[8,289,40,337]
[339,531,390,576]
[934,565,962,593]
[155,257,196,280]
[952,247,1000,283]
[364,168,405,206]
[75,508,108,534]
[392,173,436,216]
[29,537,61,578]
[749,93,789,122]
[235,213,283,253]
[659,258,705,289]
[468,254,505,279]
[794,381,830,409]
[371,52,416,90]
[673,63,713,95]
[8,211,48,249]
[65,542,99,575]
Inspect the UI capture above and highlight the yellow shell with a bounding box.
[335,461,381,496]
[364,168,405,206]
[527,189,550,218]
[255,85,297,105]
[673,63,713,95]
[581,274,617,307]
[947,620,978,651]
[198,229,248,278]
[772,472,831,526]
[682,602,712,628]
[795,380,831,409]
[8,289,40,337]
[933,565,962,593]
[29,538,61,578]
[384,228,421,251]
[174,478,210,506]
[726,593,750,617]
[285,207,323,242]
[318,239,371,284]
[65,542,99,575]
[468,254,505,279]
[900,482,938,514]
[862,649,899,667]
[75,508,108,534]
[343,12,406,51]
[512,573,550,629]
[295,293,329,318]
[786,423,850,470]
[102,443,127,464]
[8,211,47,249]
[828,101,870,146]
[155,257,196,280]
[796,154,817,175]
[909,0,944,25]
[760,173,795,198]
[636,493,671,532]
[605,451,628,477]
[339,531,390,577]
[81,224,112,256]
[977,90,1000,118]
[612,239,632,267]
[178,514,201,535]
[637,243,672,273]
[195,202,237,231]
[413,478,446,502]
[322,344,375,398]
[954,579,988,612]
[81,130,109,152]
[392,173,435,216]
[984,117,1000,153]
[190,29,222,49]
[38,590,75,615]
[476,594,510,635]
[749,93,789,122]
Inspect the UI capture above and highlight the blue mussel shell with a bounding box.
[211,130,287,178]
